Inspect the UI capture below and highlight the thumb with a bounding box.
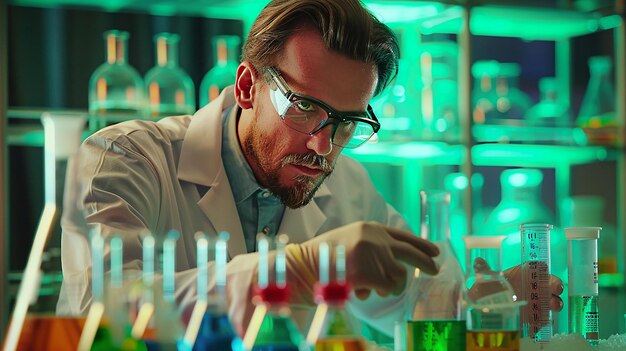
[472,257,492,274]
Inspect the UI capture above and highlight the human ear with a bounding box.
[234,61,256,109]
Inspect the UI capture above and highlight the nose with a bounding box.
[306,124,334,156]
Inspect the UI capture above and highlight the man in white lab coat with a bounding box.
[58,0,563,338]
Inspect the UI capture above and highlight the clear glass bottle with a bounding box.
[418,41,459,142]
[444,173,468,272]
[463,236,522,351]
[199,35,241,107]
[576,56,615,128]
[406,190,466,351]
[88,30,145,129]
[566,227,602,346]
[306,243,365,351]
[483,169,554,269]
[525,77,570,127]
[145,33,196,119]
[494,63,533,123]
[471,60,500,124]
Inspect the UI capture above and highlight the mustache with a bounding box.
[281,153,333,173]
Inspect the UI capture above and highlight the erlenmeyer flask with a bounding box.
[88,30,145,129]
[199,35,241,107]
[4,112,86,351]
[406,190,466,351]
[576,56,615,128]
[525,77,569,127]
[483,169,554,269]
[145,33,196,119]
[306,242,366,351]
[472,60,500,124]
[243,234,307,351]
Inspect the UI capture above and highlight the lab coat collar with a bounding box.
[178,86,330,257]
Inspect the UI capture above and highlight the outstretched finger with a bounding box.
[390,240,439,275]
[384,225,440,257]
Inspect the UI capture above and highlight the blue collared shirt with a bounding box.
[221,107,286,253]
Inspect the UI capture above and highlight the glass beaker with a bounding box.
[406,190,466,351]
[463,236,523,351]
[444,173,468,272]
[520,224,553,343]
[483,168,554,269]
[525,77,570,127]
[5,112,86,351]
[566,227,601,346]
[145,33,196,119]
[576,56,615,129]
[88,30,145,129]
[199,35,241,107]
[418,42,459,142]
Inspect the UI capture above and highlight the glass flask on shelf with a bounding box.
[243,234,308,351]
[406,190,466,351]
[418,41,460,142]
[145,33,196,119]
[525,77,570,127]
[493,63,532,123]
[199,35,241,107]
[482,169,555,270]
[88,30,145,130]
[369,58,420,142]
[471,60,500,124]
[306,242,365,351]
[4,112,87,351]
[462,236,523,351]
[576,56,615,129]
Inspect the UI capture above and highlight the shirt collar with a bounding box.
[221,106,263,204]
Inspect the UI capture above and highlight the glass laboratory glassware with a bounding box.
[520,224,553,343]
[370,58,420,142]
[493,63,532,123]
[445,173,468,272]
[418,41,459,142]
[576,56,615,129]
[179,232,238,351]
[306,242,365,351]
[566,227,602,346]
[471,60,500,124]
[199,35,241,107]
[525,77,570,127]
[4,112,86,351]
[145,33,196,119]
[463,236,523,351]
[483,168,554,269]
[88,30,145,130]
[406,190,466,351]
[243,234,307,351]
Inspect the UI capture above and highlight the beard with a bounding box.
[242,116,334,209]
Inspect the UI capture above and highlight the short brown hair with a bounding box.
[242,0,399,97]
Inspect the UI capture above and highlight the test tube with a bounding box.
[520,223,552,342]
[566,226,601,345]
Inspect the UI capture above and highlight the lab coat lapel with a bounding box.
[178,87,247,258]
[278,184,330,243]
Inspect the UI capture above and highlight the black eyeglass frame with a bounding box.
[262,66,380,148]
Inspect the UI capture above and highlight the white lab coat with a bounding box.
[57,87,419,337]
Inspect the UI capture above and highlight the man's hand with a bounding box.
[503,263,564,312]
[285,221,440,303]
